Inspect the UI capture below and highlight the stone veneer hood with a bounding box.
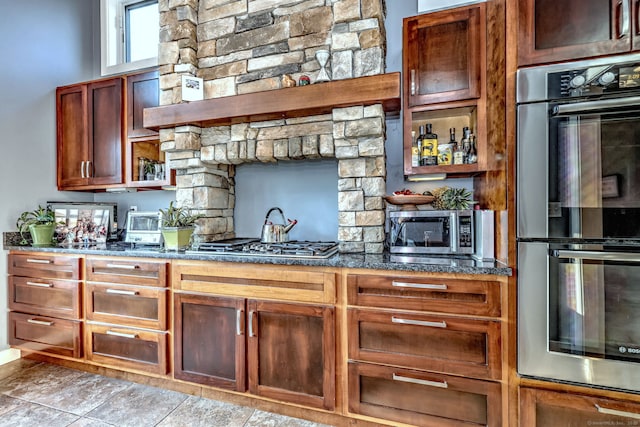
[158,0,388,253]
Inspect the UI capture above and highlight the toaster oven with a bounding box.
[124,211,163,245]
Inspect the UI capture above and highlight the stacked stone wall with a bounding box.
[158,0,387,253]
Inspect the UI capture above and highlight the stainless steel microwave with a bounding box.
[388,209,475,255]
[124,211,163,245]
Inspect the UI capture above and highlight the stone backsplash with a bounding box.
[157,0,387,253]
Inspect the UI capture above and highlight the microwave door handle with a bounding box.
[552,96,640,115]
[450,212,458,253]
[552,250,640,263]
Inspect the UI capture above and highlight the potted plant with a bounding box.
[16,205,58,246]
[159,201,203,250]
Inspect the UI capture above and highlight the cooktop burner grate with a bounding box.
[188,239,339,259]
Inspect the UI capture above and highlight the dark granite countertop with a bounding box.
[3,238,512,276]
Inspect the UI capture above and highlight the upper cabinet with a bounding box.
[56,78,124,190]
[56,70,170,191]
[518,0,640,66]
[403,5,483,106]
[402,3,488,178]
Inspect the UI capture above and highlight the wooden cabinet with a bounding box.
[174,293,246,391]
[402,3,488,178]
[84,257,169,374]
[349,362,501,427]
[124,70,172,188]
[520,387,640,426]
[403,5,483,106]
[172,261,336,410]
[346,272,503,426]
[518,0,640,66]
[248,300,335,410]
[7,253,83,358]
[56,78,124,190]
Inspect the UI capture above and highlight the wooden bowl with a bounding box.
[384,194,435,211]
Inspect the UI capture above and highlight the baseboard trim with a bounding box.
[0,348,21,365]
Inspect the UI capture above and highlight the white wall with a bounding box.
[0,0,101,351]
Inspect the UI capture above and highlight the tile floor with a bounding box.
[0,359,334,427]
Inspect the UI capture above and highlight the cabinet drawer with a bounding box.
[348,308,501,380]
[9,253,81,281]
[85,283,168,330]
[9,276,81,319]
[347,274,501,317]
[521,387,640,426]
[85,323,168,375]
[9,311,82,358]
[349,362,501,427]
[86,257,167,287]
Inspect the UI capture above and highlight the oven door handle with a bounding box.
[552,96,640,116]
[552,249,640,262]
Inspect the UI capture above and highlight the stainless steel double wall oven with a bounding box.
[517,53,640,393]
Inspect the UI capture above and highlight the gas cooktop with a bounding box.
[186,238,339,259]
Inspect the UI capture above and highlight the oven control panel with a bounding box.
[548,62,640,98]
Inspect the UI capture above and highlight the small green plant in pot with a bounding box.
[159,201,203,251]
[16,205,58,246]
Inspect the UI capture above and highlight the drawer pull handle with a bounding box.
[106,330,138,339]
[105,264,139,270]
[595,404,640,420]
[392,373,448,389]
[392,281,447,290]
[248,311,256,338]
[106,289,139,296]
[26,281,53,288]
[26,258,52,264]
[392,316,447,328]
[27,319,54,326]
[236,309,244,336]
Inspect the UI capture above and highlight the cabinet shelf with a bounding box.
[143,73,401,129]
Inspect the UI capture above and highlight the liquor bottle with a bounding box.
[411,130,420,167]
[461,127,472,163]
[420,123,438,166]
[467,130,478,164]
[452,127,465,165]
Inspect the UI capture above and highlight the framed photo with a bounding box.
[48,203,115,245]
[181,75,203,102]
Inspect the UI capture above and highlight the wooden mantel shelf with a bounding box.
[143,72,401,129]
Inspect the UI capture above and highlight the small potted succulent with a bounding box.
[16,205,58,246]
[159,201,203,250]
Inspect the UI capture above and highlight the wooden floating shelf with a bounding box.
[143,72,401,129]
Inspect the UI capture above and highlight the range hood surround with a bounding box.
[157,0,389,253]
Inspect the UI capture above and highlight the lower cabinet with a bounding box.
[174,292,335,410]
[85,323,168,375]
[520,387,640,426]
[9,311,82,358]
[349,362,501,427]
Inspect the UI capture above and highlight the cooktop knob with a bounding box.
[598,71,616,86]
[569,74,586,88]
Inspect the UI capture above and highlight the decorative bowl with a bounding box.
[384,194,435,211]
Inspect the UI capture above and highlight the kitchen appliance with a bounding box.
[187,238,338,259]
[261,207,297,243]
[388,209,479,256]
[48,201,118,244]
[517,53,640,392]
[124,211,163,245]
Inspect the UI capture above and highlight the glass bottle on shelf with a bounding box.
[411,130,420,167]
[461,127,472,163]
[421,123,438,166]
[452,128,465,165]
[467,131,478,164]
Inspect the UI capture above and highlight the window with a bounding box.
[101,0,159,76]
